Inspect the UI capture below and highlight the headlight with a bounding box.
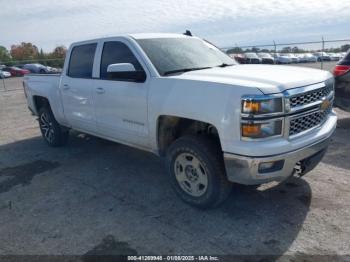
[241,119,283,139]
[241,97,283,115]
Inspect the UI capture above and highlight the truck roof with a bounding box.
[129,33,189,39]
[70,33,190,47]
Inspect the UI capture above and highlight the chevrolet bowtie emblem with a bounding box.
[320,97,330,112]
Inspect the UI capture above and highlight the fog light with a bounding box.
[258,160,284,173]
[259,162,274,170]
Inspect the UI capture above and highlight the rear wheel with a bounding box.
[38,106,69,147]
[166,135,232,209]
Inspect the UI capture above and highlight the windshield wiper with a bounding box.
[163,67,212,76]
[216,63,234,67]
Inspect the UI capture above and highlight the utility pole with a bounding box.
[273,40,277,64]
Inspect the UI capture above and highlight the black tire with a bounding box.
[165,135,232,209]
[38,106,69,147]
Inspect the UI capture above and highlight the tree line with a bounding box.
[0,42,67,68]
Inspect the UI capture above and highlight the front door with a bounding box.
[93,40,149,148]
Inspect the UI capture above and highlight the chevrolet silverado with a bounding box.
[23,34,337,208]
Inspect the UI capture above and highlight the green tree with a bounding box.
[0,46,11,63]
[226,47,243,54]
[251,47,260,52]
[292,46,303,53]
[50,46,67,59]
[281,47,292,53]
[45,46,67,67]
[38,48,45,59]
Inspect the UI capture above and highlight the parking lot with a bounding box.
[286,61,337,72]
[0,64,349,258]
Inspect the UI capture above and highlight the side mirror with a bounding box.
[106,63,146,82]
[107,63,136,73]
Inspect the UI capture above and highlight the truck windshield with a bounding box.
[136,37,236,76]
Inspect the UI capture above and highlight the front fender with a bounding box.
[147,78,262,152]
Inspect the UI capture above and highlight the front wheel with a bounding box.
[165,136,232,209]
[38,106,69,147]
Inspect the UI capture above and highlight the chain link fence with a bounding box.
[223,37,350,70]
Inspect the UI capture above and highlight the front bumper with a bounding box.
[223,134,333,185]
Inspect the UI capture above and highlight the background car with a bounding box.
[303,53,318,63]
[329,53,342,61]
[0,70,11,78]
[275,54,292,64]
[2,66,30,77]
[228,53,246,64]
[295,53,307,63]
[333,49,350,111]
[244,52,261,64]
[284,53,299,63]
[313,52,331,61]
[257,53,274,64]
[23,63,50,74]
[46,66,60,73]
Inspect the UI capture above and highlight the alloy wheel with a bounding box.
[40,112,54,143]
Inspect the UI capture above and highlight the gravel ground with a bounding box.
[0,66,349,259]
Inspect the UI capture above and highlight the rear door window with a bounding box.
[68,43,97,78]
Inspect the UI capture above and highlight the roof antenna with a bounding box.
[184,30,192,36]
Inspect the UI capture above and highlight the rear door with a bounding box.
[93,39,150,148]
[60,43,97,133]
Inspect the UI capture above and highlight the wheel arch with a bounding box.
[156,115,222,156]
[33,95,51,113]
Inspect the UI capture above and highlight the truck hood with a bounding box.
[169,65,332,94]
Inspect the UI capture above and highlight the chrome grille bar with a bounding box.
[288,83,333,109]
[289,106,332,136]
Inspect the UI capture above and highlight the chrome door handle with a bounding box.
[62,84,70,90]
[96,87,105,94]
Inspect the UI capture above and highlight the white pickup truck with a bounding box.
[24,33,337,208]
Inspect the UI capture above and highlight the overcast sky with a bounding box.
[1,0,350,51]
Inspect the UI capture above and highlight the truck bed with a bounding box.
[24,73,62,116]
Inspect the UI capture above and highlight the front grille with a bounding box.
[289,106,332,136]
[289,84,333,108]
